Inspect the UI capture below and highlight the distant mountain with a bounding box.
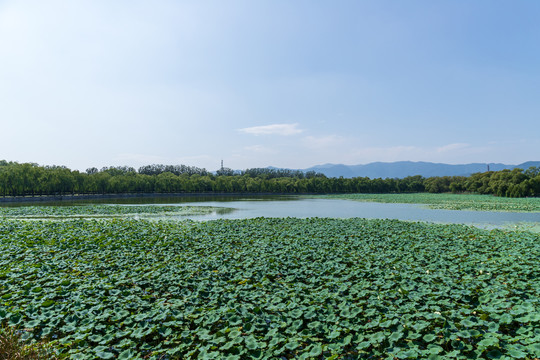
[301,161,540,179]
[518,161,540,170]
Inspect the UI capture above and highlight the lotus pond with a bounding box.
[310,194,540,213]
[4,194,538,231]
[0,205,233,219]
[1,217,539,359]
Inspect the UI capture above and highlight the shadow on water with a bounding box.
[1,195,299,207]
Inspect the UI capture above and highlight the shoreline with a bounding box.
[0,192,298,204]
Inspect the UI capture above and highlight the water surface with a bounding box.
[3,195,539,229]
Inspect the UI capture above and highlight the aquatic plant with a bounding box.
[1,217,539,358]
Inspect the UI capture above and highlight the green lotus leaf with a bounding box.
[289,309,303,319]
[350,307,362,317]
[337,334,352,346]
[20,331,33,341]
[285,341,300,350]
[100,333,114,344]
[245,337,258,350]
[89,342,113,359]
[527,343,540,357]
[60,323,76,333]
[25,319,40,328]
[268,336,284,347]
[1,215,540,358]
[340,308,351,318]
[70,353,90,360]
[130,328,146,339]
[460,319,475,327]
[380,320,392,328]
[390,331,404,342]
[133,313,147,322]
[478,337,499,349]
[369,331,385,344]
[486,349,503,359]
[118,349,137,359]
[328,330,340,339]
[308,344,322,357]
[487,322,499,332]
[427,345,443,354]
[507,349,527,358]
[307,321,321,329]
[40,327,52,337]
[41,300,55,308]
[356,341,371,350]
[228,329,242,339]
[457,330,472,338]
[243,323,253,333]
[96,351,115,359]
[199,350,219,360]
[158,327,172,337]
[396,349,419,359]
[287,319,301,330]
[500,313,513,324]
[517,315,532,324]
[89,334,103,343]
[229,315,242,326]
[412,321,430,332]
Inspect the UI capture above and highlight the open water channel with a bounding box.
[27,195,540,230]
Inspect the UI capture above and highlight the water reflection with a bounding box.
[2,195,539,230]
[170,198,540,228]
[0,195,297,207]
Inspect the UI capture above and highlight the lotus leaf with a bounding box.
[0,217,539,358]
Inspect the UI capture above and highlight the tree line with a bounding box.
[0,160,539,198]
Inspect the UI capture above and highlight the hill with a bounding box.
[301,161,540,179]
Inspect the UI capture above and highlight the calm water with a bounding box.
[4,195,539,229]
[173,198,540,228]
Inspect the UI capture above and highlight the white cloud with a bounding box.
[244,145,277,154]
[436,143,470,153]
[238,123,303,136]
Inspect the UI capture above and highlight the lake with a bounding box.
[29,194,537,229]
[3,195,539,229]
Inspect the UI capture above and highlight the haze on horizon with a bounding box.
[1,1,539,172]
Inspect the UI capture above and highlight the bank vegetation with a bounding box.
[1,160,539,198]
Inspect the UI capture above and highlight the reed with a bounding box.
[0,326,57,360]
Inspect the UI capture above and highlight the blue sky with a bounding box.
[1,1,538,171]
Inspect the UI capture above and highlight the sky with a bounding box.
[1,1,539,172]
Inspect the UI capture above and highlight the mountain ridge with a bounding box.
[295,161,540,179]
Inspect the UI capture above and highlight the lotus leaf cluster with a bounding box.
[0,205,225,219]
[0,217,539,359]
[314,194,540,213]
